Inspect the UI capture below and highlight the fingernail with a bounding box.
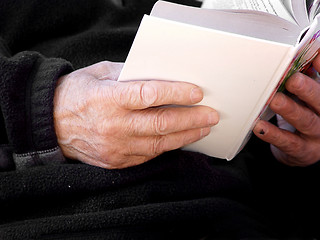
[274,93,285,107]
[190,87,203,103]
[255,121,267,136]
[293,75,304,89]
[200,127,211,138]
[208,111,219,126]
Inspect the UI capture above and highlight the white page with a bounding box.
[119,15,293,159]
[201,0,295,23]
[309,0,320,20]
[281,0,309,27]
[151,1,301,45]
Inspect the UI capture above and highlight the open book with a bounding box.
[118,0,320,160]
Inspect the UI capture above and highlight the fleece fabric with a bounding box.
[0,0,320,239]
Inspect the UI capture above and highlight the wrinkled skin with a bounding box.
[254,54,320,167]
[53,61,219,169]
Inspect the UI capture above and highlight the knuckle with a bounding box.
[96,119,118,136]
[270,130,302,153]
[151,136,165,155]
[283,101,300,120]
[112,84,130,108]
[139,82,158,107]
[112,82,159,109]
[269,129,283,144]
[300,112,318,133]
[288,107,300,119]
[281,104,302,124]
[303,80,316,98]
[153,109,170,135]
[286,136,304,155]
[124,139,137,156]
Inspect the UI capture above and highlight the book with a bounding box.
[118,0,320,160]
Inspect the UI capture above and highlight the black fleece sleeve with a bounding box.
[0,42,73,170]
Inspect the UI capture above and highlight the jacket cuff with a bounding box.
[29,56,74,151]
[13,146,66,170]
[0,51,73,169]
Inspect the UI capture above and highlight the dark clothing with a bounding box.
[0,0,319,239]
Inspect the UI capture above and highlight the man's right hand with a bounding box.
[53,61,219,169]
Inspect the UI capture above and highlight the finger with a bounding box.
[253,120,307,160]
[269,145,292,165]
[269,145,309,167]
[126,127,211,157]
[124,106,218,136]
[285,72,320,114]
[91,127,207,168]
[111,80,204,109]
[269,145,301,166]
[269,92,320,137]
[81,61,124,81]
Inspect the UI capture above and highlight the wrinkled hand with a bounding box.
[253,55,320,166]
[53,61,218,169]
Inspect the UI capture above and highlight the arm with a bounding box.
[0,40,73,170]
[0,1,81,170]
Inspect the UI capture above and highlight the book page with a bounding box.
[258,15,320,125]
[308,0,320,20]
[119,15,293,159]
[201,0,295,23]
[281,0,309,28]
[278,14,320,91]
[151,1,301,45]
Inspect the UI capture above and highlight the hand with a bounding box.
[253,55,320,166]
[53,61,219,169]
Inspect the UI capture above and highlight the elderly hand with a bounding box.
[53,61,218,169]
[253,54,320,167]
